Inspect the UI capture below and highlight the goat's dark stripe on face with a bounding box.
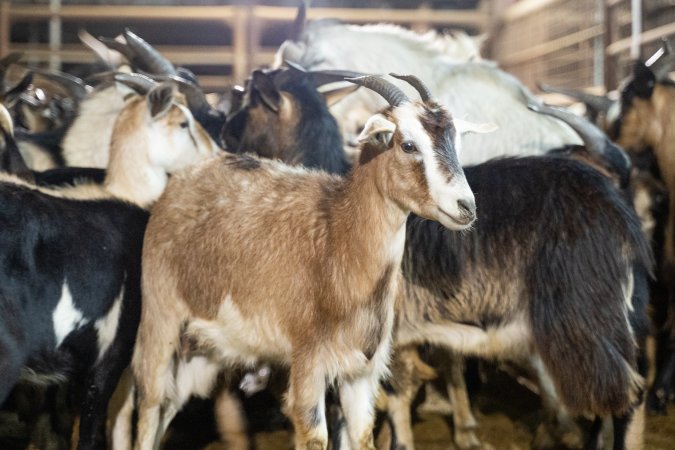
[420,108,460,182]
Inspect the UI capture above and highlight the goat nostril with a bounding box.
[458,198,476,217]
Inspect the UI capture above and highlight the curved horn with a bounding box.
[0,104,14,137]
[537,82,613,113]
[140,73,210,111]
[309,69,370,87]
[97,36,137,65]
[0,52,23,72]
[345,75,409,107]
[289,1,308,42]
[32,69,90,101]
[529,103,630,184]
[390,73,432,102]
[123,29,177,76]
[113,72,157,94]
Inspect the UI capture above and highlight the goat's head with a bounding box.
[349,74,488,231]
[609,43,675,153]
[112,76,220,173]
[221,66,355,173]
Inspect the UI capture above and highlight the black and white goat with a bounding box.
[0,78,219,450]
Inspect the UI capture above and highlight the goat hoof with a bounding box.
[532,422,583,450]
[454,429,482,450]
[647,389,669,415]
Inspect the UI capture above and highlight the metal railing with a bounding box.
[0,2,489,90]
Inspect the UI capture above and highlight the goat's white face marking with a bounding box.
[95,284,124,361]
[53,281,89,347]
[393,103,475,230]
[148,103,218,174]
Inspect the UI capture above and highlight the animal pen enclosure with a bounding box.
[2,0,673,92]
[1,1,675,450]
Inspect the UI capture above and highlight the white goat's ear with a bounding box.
[147,82,175,119]
[454,119,498,135]
[358,114,396,146]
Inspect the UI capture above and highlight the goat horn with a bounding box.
[32,69,91,101]
[645,38,675,80]
[113,72,157,94]
[390,73,432,102]
[97,36,137,65]
[0,52,23,72]
[537,82,613,113]
[123,29,177,76]
[140,73,210,111]
[289,1,308,42]
[530,103,630,180]
[345,75,409,107]
[309,69,370,88]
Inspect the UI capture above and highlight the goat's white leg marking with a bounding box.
[339,375,378,450]
[287,359,328,449]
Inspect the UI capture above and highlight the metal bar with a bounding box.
[48,0,61,71]
[606,21,675,55]
[499,25,604,66]
[630,0,641,59]
[0,2,9,57]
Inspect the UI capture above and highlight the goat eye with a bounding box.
[180,121,189,129]
[401,141,417,153]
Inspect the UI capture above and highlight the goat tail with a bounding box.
[529,207,651,416]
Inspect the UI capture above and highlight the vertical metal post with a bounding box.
[630,0,641,60]
[49,0,62,70]
[592,0,605,88]
[0,1,10,57]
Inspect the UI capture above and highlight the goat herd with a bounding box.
[0,4,674,450]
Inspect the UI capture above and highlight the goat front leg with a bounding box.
[339,374,379,450]
[287,358,328,450]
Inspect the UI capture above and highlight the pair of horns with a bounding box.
[346,73,432,107]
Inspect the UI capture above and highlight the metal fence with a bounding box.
[493,0,675,93]
[0,1,489,90]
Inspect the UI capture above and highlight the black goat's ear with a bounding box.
[321,84,359,107]
[1,72,33,108]
[147,82,174,119]
[633,62,656,99]
[251,70,281,113]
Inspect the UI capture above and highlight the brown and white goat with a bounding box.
[131,75,479,450]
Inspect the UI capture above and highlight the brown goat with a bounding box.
[131,75,479,450]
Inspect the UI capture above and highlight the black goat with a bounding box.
[222,65,358,176]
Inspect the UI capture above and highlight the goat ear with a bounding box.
[147,82,175,119]
[358,114,396,146]
[632,62,656,99]
[454,119,498,135]
[2,72,33,108]
[251,71,281,113]
[320,83,360,107]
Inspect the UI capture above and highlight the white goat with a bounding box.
[275,16,581,165]
[131,75,485,450]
